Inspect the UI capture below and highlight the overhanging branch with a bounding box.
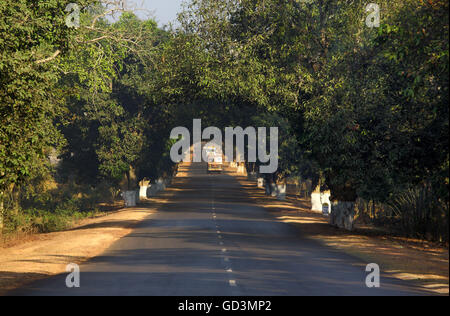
[35,50,61,65]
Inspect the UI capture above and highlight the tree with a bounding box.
[0,1,157,231]
[169,0,448,231]
[0,0,83,231]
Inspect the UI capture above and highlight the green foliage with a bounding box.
[0,0,72,191]
[3,190,101,235]
[1,0,448,243]
[157,0,448,240]
[197,0,449,203]
[58,12,171,188]
[0,1,171,233]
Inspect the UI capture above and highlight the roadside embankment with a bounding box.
[0,186,176,295]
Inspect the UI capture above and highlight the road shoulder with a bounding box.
[236,176,449,295]
[0,194,173,295]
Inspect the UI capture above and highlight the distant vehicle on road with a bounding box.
[205,146,223,173]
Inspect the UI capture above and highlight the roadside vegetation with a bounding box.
[0,0,448,244]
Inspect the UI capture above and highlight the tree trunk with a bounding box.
[371,200,376,219]
[329,201,356,231]
[264,173,275,196]
[311,172,322,194]
[128,166,137,190]
[126,170,130,191]
[9,183,19,216]
[0,192,4,235]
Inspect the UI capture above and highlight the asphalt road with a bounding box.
[12,163,427,296]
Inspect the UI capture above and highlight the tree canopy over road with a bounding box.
[0,0,448,242]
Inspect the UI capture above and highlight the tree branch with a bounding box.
[35,50,61,64]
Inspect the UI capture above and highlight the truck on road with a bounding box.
[205,146,223,173]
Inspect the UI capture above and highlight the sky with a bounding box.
[130,0,186,27]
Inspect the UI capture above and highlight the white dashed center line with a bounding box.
[211,177,238,289]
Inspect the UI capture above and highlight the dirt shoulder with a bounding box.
[236,176,449,295]
[0,192,173,296]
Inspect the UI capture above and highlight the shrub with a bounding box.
[387,185,449,243]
